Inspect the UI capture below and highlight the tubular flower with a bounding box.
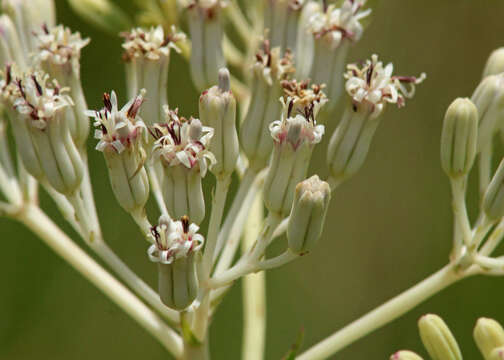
[264,0,305,53]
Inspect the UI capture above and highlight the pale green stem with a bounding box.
[147,163,169,218]
[242,192,266,360]
[480,218,504,256]
[450,177,472,247]
[296,264,477,360]
[130,209,154,242]
[479,143,492,202]
[223,35,246,68]
[42,181,83,237]
[68,191,95,242]
[225,0,253,45]
[80,152,103,238]
[16,205,183,357]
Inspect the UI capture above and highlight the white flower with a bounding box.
[152,106,216,177]
[308,0,371,49]
[85,90,147,153]
[252,40,295,85]
[147,215,204,264]
[344,54,426,118]
[121,25,185,61]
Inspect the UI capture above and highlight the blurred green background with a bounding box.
[1,0,504,359]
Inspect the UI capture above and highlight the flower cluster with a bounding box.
[151,107,215,176]
[147,215,204,264]
[86,90,146,153]
[121,25,185,61]
[308,0,371,49]
[344,54,426,118]
[253,39,295,85]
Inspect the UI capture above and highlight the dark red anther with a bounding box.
[181,215,190,233]
[366,63,374,86]
[42,23,49,34]
[103,93,112,112]
[287,99,294,118]
[31,75,42,96]
[5,64,11,85]
[127,95,144,118]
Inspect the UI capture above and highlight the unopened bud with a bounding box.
[287,175,330,254]
[148,215,204,310]
[199,68,238,177]
[418,314,462,360]
[187,1,226,90]
[390,350,424,360]
[440,98,478,178]
[295,1,320,79]
[484,48,504,77]
[490,346,504,360]
[264,0,305,53]
[0,15,25,68]
[483,158,504,220]
[474,318,504,360]
[67,0,132,35]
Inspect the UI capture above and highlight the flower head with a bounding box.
[253,39,295,85]
[308,0,371,49]
[344,54,426,118]
[85,90,147,153]
[0,66,72,128]
[32,24,90,67]
[147,215,204,264]
[151,106,215,176]
[121,25,185,61]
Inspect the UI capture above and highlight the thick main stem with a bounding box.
[296,264,471,360]
[17,205,183,358]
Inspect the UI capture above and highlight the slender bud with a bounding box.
[67,0,132,35]
[86,91,150,212]
[418,314,462,360]
[287,175,330,254]
[490,347,504,360]
[147,215,204,310]
[471,74,504,151]
[152,107,216,224]
[390,350,424,360]
[484,48,504,77]
[440,98,478,178]
[263,81,326,216]
[474,318,504,360]
[240,40,295,171]
[199,68,238,178]
[264,0,305,53]
[328,55,425,181]
[295,1,320,79]
[0,15,25,68]
[33,25,91,148]
[483,157,504,220]
[307,0,371,119]
[187,0,226,90]
[121,26,185,127]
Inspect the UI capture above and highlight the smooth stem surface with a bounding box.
[480,218,504,256]
[17,205,183,357]
[225,0,253,45]
[479,144,492,201]
[147,164,169,218]
[450,177,472,247]
[242,193,266,360]
[296,264,470,360]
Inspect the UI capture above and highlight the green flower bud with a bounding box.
[67,0,132,35]
[148,215,204,310]
[199,68,238,178]
[474,318,504,360]
[418,314,462,360]
[483,158,504,220]
[0,15,25,68]
[440,98,479,178]
[484,48,504,77]
[390,350,424,360]
[187,1,226,91]
[287,175,331,254]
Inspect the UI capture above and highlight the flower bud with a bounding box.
[152,108,216,224]
[287,175,330,254]
[240,41,294,170]
[390,350,424,360]
[121,26,185,127]
[490,347,504,360]
[0,15,25,68]
[263,83,326,216]
[295,1,320,79]
[199,68,238,178]
[187,0,226,90]
[484,48,504,77]
[471,74,504,151]
[440,98,478,178]
[67,0,132,35]
[328,55,425,181]
[147,215,204,310]
[418,314,462,360]
[474,318,504,360]
[264,0,305,53]
[483,158,504,220]
[86,91,150,212]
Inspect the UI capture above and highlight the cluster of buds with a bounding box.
[121,25,185,127]
[147,215,204,310]
[240,40,295,171]
[263,80,326,216]
[263,0,305,53]
[86,91,150,213]
[151,107,215,224]
[0,67,83,196]
[327,54,425,182]
[186,0,226,90]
